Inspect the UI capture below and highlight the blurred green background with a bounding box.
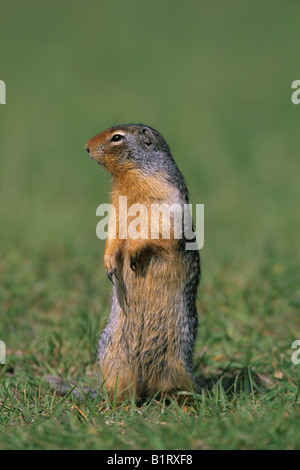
[0,1,299,352]
[1,0,300,261]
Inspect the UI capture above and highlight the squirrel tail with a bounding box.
[44,374,100,401]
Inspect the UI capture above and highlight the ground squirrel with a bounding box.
[46,123,200,402]
[85,124,201,402]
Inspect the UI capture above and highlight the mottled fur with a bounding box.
[85,124,200,401]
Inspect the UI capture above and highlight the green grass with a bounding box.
[1,0,300,450]
[1,247,299,450]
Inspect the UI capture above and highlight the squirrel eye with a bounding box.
[110,134,123,142]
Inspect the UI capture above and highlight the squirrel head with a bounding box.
[85,123,175,178]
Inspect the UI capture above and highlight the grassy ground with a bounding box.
[0,249,299,450]
[0,1,300,450]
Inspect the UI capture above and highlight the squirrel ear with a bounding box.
[141,127,154,147]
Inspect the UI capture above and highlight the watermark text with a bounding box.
[291,340,300,365]
[96,197,204,250]
[0,80,6,104]
[291,80,300,104]
[0,340,5,364]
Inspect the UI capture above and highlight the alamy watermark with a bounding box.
[291,80,300,104]
[291,340,300,365]
[96,197,204,250]
[0,80,6,104]
[0,340,5,364]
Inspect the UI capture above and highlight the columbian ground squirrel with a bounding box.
[46,123,201,402]
[85,124,201,402]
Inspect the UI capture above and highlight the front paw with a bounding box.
[129,251,141,272]
[106,265,118,284]
[128,241,146,273]
[104,250,121,283]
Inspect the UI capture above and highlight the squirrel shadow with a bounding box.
[195,366,268,397]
